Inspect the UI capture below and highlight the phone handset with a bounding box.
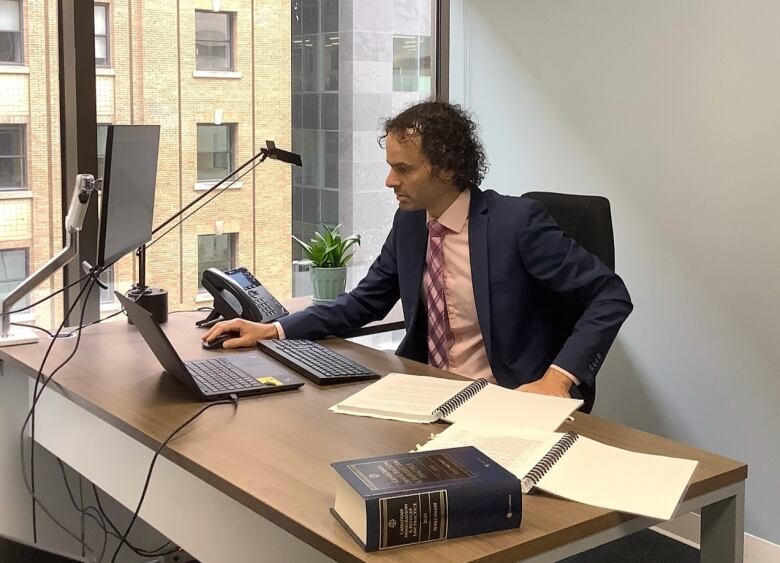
[196,267,288,328]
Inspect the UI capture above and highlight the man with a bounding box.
[203,102,632,409]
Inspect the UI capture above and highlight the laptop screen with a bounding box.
[116,293,201,395]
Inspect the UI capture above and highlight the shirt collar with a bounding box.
[427,189,471,234]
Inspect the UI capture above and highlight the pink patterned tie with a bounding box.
[424,219,450,369]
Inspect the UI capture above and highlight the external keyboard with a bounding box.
[256,339,380,385]
[186,357,261,394]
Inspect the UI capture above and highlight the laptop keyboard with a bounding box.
[186,357,261,394]
[256,339,380,385]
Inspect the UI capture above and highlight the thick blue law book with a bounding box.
[331,446,521,551]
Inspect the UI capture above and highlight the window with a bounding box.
[195,11,233,70]
[97,124,108,180]
[197,124,235,182]
[393,35,432,94]
[197,233,237,290]
[94,4,109,67]
[0,125,25,190]
[99,266,114,305]
[0,0,22,64]
[0,248,28,308]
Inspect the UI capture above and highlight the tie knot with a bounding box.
[427,219,449,238]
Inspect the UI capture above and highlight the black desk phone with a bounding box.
[196,267,288,328]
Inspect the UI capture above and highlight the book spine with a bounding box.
[362,477,521,551]
[432,378,488,419]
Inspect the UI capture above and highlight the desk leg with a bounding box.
[700,482,744,563]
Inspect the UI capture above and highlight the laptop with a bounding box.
[117,293,304,401]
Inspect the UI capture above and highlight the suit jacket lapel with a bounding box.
[468,188,492,360]
[403,211,428,324]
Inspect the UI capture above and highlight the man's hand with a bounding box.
[202,318,279,349]
[516,367,573,398]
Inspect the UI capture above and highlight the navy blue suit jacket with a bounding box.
[280,188,633,410]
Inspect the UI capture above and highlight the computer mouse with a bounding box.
[202,332,239,350]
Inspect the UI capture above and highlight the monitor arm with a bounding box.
[0,174,99,344]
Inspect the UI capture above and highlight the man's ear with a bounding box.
[431,166,455,184]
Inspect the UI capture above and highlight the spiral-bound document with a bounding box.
[416,423,699,520]
[329,373,583,432]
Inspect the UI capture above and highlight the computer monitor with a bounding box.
[96,124,161,268]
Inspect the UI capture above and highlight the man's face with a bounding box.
[385,132,454,212]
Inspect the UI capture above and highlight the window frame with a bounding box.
[194,10,234,71]
[0,124,26,191]
[93,3,110,68]
[196,123,236,182]
[0,0,23,65]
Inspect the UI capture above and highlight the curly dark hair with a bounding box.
[379,101,488,191]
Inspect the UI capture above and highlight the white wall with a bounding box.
[452,0,780,543]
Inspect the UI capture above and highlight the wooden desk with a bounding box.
[0,313,746,562]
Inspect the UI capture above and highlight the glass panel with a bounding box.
[0,157,24,188]
[301,186,320,224]
[291,0,302,36]
[0,248,27,306]
[197,124,233,181]
[322,34,339,91]
[321,188,338,225]
[94,5,107,36]
[320,0,338,33]
[0,30,21,63]
[99,266,115,304]
[0,125,22,154]
[292,93,302,129]
[301,93,319,129]
[299,129,320,186]
[300,35,318,91]
[321,93,338,131]
[196,11,231,70]
[0,1,20,31]
[96,124,108,179]
[301,0,317,35]
[291,38,302,91]
[323,131,338,188]
[419,35,432,95]
[197,233,236,289]
[95,37,107,62]
[0,125,23,189]
[393,35,418,92]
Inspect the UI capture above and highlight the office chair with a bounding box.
[521,191,616,413]
[521,191,615,270]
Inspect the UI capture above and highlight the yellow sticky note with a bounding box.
[257,376,281,386]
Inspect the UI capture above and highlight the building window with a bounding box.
[0,0,22,64]
[0,125,25,190]
[393,35,432,94]
[195,11,233,71]
[94,4,110,68]
[99,265,115,305]
[197,124,235,182]
[197,233,237,290]
[0,248,28,308]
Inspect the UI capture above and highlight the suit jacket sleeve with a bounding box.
[518,199,633,389]
[278,215,402,340]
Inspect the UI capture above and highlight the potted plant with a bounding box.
[292,225,361,302]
